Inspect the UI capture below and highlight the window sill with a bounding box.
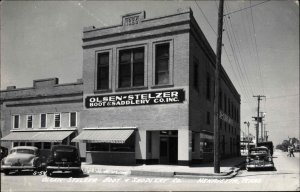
[94,89,112,94]
[151,84,174,89]
[116,86,148,92]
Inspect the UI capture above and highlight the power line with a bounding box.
[223,6,253,103]
[225,8,255,96]
[224,0,271,16]
[267,94,299,99]
[194,1,217,34]
[250,0,265,95]
[211,1,254,103]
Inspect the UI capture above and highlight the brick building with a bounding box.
[0,8,240,165]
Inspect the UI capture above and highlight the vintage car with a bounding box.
[0,146,9,161]
[246,146,274,171]
[1,146,42,175]
[46,145,82,176]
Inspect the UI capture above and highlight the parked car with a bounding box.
[1,146,42,175]
[46,145,82,176]
[246,146,274,171]
[0,146,9,161]
[257,141,274,156]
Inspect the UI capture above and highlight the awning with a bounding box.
[1,131,74,142]
[72,129,135,144]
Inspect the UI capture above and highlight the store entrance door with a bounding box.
[159,131,178,164]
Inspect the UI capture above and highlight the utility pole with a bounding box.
[253,95,265,145]
[260,112,265,142]
[213,0,224,174]
[264,124,267,141]
[265,130,269,141]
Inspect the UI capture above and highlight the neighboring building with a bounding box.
[0,78,83,158]
[0,8,240,165]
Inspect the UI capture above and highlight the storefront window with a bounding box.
[200,133,214,154]
[43,142,51,150]
[34,142,42,149]
[87,143,109,151]
[111,134,135,152]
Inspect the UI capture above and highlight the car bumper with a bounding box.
[46,166,81,170]
[1,165,35,170]
[246,163,274,168]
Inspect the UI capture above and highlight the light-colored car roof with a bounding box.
[11,146,38,150]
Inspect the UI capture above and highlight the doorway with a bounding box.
[159,131,178,164]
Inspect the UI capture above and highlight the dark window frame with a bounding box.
[96,52,110,90]
[13,115,20,129]
[206,111,210,125]
[27,115,33,128]
[155,43,170,85]
[40,114,46,128]
[118,47,145,88]
[193,59,199,91]
[69,112,77,127]
[54,113,61,128]
[206,73,211,100]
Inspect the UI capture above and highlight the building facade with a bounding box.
[0,8,240,165]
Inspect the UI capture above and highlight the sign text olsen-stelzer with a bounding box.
[86,89,185,108]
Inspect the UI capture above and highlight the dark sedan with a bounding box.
[246,146,274,171]
[46,145,82,176]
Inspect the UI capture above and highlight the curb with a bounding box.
[81,160,245,179]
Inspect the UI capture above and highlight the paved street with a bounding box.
[1,150,299,191]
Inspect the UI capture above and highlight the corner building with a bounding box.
[77,8,240,165]
[0,8,240,165]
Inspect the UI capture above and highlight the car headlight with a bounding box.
[268,157,272,162]
[246,158,250,163]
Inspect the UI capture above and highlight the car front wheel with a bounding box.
[46,170,52,177]
[3,170,10,175]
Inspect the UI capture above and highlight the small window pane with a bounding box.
[43,142,51,150]
[155,43,170,85]
[27,115,33,128]
[133,50,144,61]
[156,72,169,85]
[98,53,109,65]
[54,114,60,127]
[14,115,19,129]
[120,51,131,63]
[34,142,42,149]
[97,52,109,90]
[70,112,77,127]
[41,114,46,128]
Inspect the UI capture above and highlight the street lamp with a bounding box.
[244,121,250,152]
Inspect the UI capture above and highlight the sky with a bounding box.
[0,0,299,145]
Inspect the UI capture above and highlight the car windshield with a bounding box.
[250,149,268,156]
[11,149,35,155]
[53,147,78,159]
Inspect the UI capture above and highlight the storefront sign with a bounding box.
[86,89,185,108]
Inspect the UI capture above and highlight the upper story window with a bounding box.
[13,115,20,129]
[155,43,170,85]
[206,73,211,100]
[54,113,61,128]
[97,52,109,90]
[119,47,144,88]
[206,111,210,125]
[40,114,46,128]
[193,60,199,90]
[219,90,223,110]
[69,112,77,127]
[27,115,33,128]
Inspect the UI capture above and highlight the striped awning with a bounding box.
[1,131,74,142]
[72,129,135,144]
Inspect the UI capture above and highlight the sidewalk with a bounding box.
[81,156,245,179]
